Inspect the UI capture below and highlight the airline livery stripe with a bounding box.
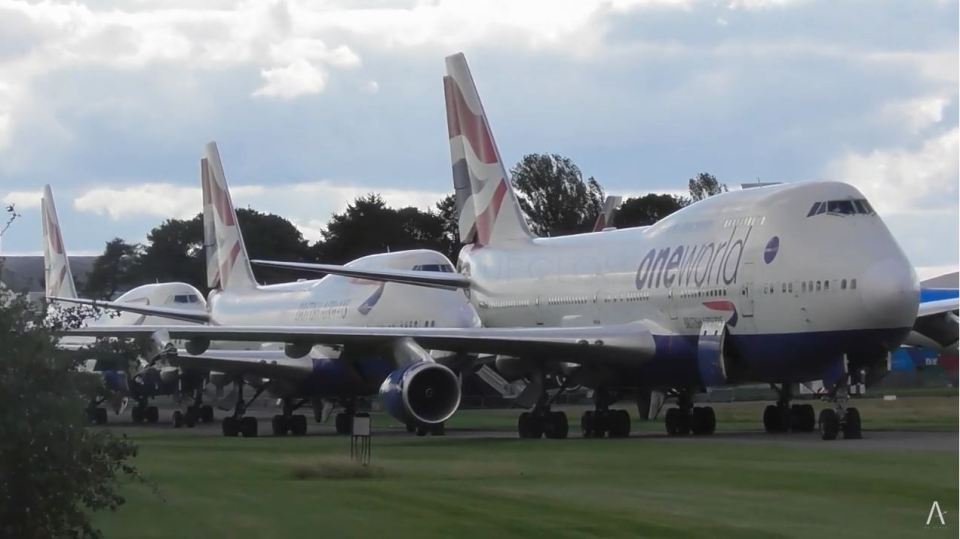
[474,179,508,245]
[443,76,498,165]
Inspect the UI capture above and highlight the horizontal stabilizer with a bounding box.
[251,259,472,290]
[49,296,210,324]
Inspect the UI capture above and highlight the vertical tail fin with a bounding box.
[444,53,533,245]
[201,142,258,290]
[41,185,78,299]
[200,157,221,290]
[592,195,623,231]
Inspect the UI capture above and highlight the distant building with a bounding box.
[0,255,96,304]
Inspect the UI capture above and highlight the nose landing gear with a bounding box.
[819,383,861,441]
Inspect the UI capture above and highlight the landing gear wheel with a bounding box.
[200,405,215,423]
[608,410,630,438]
[291,414,308,436]
[580,411,595,439]
[763,404,788,433]
[691,407,716,435]
[818,408,839,441]
[184,407,198,428]
[429,422,446,436]
[665,408,690,436]
[518,412,538,439]
[172,410,184,428]
[131,406,144,424]
[222,417,239,437]
[240,416,258,438]
[544,411,569,439]
[405,421,416,434]
[271,415,288,436]
[94,408,108,425]
[789,403,816,432]
[415,426,428,437]
[842,407,862,439]
[146,406,160,424]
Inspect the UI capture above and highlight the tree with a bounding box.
[688,172,727,202]
[235,208,313,284]
[313,194,451,265]
[134,216,204,291]
[616,194,690,228]
[83,238,141,299]
[510,153,605,236]
[435,194,460,262]
[1,207,139,539]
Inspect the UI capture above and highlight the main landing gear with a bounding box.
[271,397,309,436]
[406,420,447,437]
[130,398,160,425]
[663,389,716,436]
[818,381,861,441]
[221,380,266,438]
[762,384,815,434]
[581,389,629,438]
[173,388,215,428]
[86,397,108,425]
[517,376,570,439]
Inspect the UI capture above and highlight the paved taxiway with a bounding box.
[98,408,956,452]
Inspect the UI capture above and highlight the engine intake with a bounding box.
[379,362,461,425]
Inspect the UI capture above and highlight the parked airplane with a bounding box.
[42,185,216,427]
[62,54,957,442]
[57,144,482,437]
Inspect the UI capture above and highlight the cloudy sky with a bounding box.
[0,0,956,277]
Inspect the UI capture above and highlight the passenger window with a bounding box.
[816,281,821,292]
[824,281,829,291]
[841,279,847,290]
[801,282,806,293]
[788,283,793,293]
[781,283,786,293]
[851,279,857,290]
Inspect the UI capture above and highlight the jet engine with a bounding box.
[185,337,210,356]
[379,361,461,426]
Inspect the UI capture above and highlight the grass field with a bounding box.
[94,397,958,538]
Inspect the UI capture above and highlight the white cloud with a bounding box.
[881,95,951,133]
[1,189,42,209]
[827,128,959,215]
[253,59,328,99]
[71,178,447,240]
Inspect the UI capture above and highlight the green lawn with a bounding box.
[94,397,958,538]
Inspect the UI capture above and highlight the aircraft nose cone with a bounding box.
[859,259,919,329]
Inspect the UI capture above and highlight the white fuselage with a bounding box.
[457,181,919,385]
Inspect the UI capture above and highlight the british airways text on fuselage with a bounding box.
[635,224,753,291]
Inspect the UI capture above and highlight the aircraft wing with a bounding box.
[907,289,959,350]
[171,349,314,380]
[250,260,472,290]
[49,296,211,324]
[64,322,658,368]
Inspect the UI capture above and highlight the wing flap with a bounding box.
[49,296,211,324]
[250,260,471,290]
[172,350,314,380]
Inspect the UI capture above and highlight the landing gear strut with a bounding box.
[581,388,630,439]
[819,379,861,441]
[664,389,716,436]
[517,375,570,439]
[762,384,815,434]
[271,397,309,436]
[130,397,159,425]
[221,380,266,438]
[173,388,214,428]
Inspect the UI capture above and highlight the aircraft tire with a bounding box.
[429,422,445,436]
[609,410,630,438]
[818,409,839,441]
[184,408,198,428]
[240,416,258,438]
[222,417,239,437]
[580,411,595,438]
[292,415,308,436]
[544,411,568,439]
[146,406,160,424]
[271,415,287,436]
[172,410,184,428]
[131,406,143,424]
[665,408,689,436]
[200,405,215,423]
[842,407,862,439]
[94,408,108,425]
[691,406,716,435]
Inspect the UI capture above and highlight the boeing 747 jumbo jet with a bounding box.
[42,185,216,426]
[64,55,957,441]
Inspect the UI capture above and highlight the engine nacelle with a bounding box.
[185,337,210,356]
[379,362,461,425]
[284,342,312,359]
[143,330,176,362]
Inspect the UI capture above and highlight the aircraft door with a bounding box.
[738,262,756,329]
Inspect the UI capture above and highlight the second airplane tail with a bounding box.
[41,185,78,300]
[201,142,258,291]
[444,52,533,246]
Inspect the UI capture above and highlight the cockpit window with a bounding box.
[172,294,200,304]
[808,198,875,218]
[412,264,455,273]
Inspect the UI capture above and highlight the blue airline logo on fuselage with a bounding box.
[636,225,753,290]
